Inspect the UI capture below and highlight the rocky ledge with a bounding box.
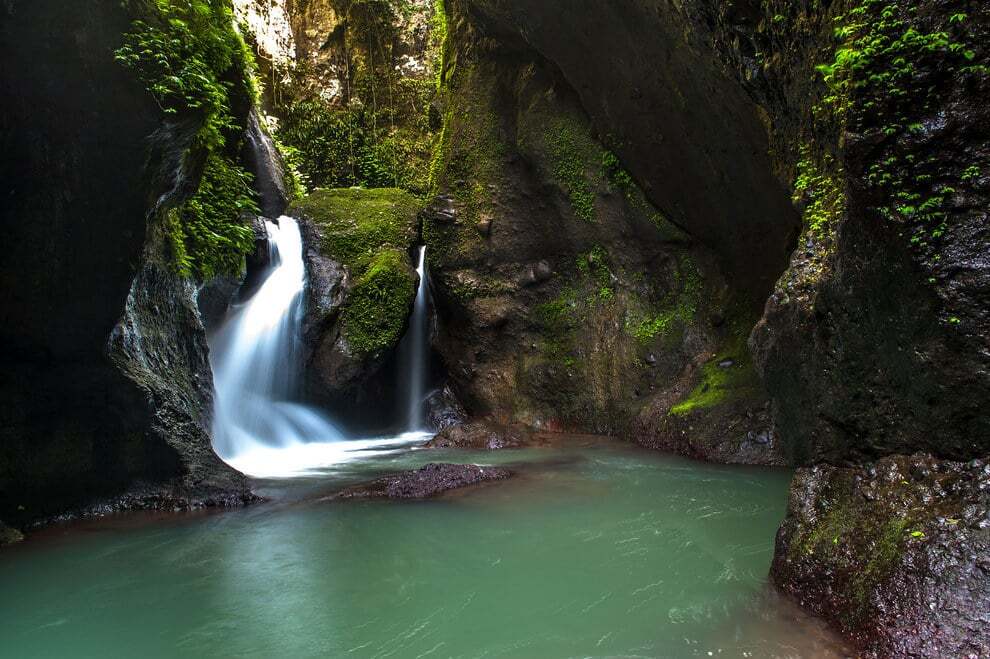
[771,454,990,658]
[425,420,542,450]
[329,463,512,500]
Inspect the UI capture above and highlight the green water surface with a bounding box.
[0,440,845,658]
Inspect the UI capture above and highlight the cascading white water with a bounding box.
[210,217,345,461]
[402,245,429,431]
[208,217,432,477]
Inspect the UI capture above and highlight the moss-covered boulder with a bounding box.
[341,249,418,355]
[772,455,990,658]
[289,187,424,418]
[292,187,423,273]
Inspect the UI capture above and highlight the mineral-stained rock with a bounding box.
[329,463,512,500]
[771,454,990,658]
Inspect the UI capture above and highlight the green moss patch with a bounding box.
[290,187,423,273]
[341,248,417,355]
[627,255,702,345]
[291,187,424,356]
[544,116,598,222]
[669,323,762,416]
[812,0,988,261]
[424,60,504,265]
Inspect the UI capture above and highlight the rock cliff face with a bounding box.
[0,0,253,529]
[415,0,785,462]
[435,0,990,652]
[459,0,802,299]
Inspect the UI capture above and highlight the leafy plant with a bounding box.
[116,0,260,278]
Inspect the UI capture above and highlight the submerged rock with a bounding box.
[771,454,990,658]
[330,463,512,500]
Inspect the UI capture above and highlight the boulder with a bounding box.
[329,463,512,499]
[772,454,990,658]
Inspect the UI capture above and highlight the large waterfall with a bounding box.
[208,217,431,477]
[209,217,345,460]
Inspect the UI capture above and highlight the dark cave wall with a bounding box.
[460,0,802,300]
[0,0,250,527]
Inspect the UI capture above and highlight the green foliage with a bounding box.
[270,0,440,194]
[115,0,260,278]
[794,145,845,234]
[342,248,417,355]
[115,0,256,150]
[601,150,634,195]
[278,78,436,192]
[169,152,257,278]
[814,0,987,254]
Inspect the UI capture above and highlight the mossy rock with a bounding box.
[341,248,417,356]
[669,321,762,416]
[290,187,424,275]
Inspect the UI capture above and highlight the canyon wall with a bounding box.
[0,0,256,528]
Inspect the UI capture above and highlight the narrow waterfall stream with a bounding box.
[208,217,431,477]
[399,245,429,432]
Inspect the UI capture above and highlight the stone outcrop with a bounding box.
[328,462,512,499]
[772,455,990,658]
[0,0,254,529]
[291,187,425,432]
[423,2,777,446]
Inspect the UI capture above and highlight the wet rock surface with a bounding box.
[241,110,289,218]
[771,454,990,658]
[330,463,512,500]
[425,420,544,451]
[634,394,784,466]
[425,385,468,433]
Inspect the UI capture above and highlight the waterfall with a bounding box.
[208,218,433,477]
[402,245,430,432]
[209,216,344,460]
